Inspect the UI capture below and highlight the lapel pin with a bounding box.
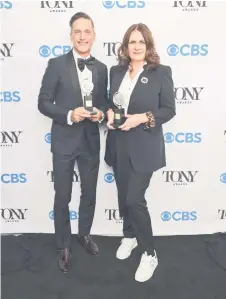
[141,77,148,84]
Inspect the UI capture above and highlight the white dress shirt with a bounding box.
[118,66,145,114]
[67,49,93,125]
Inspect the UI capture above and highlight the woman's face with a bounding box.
[128,30,146,62]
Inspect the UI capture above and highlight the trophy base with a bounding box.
[113,123,121,129]
[90,110,97,115]
[113,118,126,129]
[84,95,93,113]
[113,108,125,129]
[84,106,93,112]
[84,106,97,115]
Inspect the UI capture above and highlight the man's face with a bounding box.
[70,18,95,57]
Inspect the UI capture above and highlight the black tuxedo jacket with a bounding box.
[38,50,108,155]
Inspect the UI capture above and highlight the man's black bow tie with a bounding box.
[77,56,95,72]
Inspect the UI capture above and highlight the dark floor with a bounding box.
[1,233,226,299]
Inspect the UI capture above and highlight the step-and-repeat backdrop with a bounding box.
[1,1,226,236]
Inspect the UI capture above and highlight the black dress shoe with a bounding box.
[78,235,99,255]
[58,248,71,273]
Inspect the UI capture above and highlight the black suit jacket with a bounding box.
[105,64,176,173]
[38,50,108,155]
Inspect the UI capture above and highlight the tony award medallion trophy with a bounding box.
[82,81,97,115]
[113,92,126,128]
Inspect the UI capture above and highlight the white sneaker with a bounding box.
[116,238,138,260]
[135,251,158,282]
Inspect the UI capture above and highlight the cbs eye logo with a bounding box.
[44,133,51,144]
[220,173,226,184]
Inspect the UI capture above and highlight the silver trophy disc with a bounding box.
[113,92,126,109]
[82,81,94,95]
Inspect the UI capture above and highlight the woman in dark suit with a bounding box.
[105,23,176,282]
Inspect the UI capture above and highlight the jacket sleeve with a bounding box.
[145,66,176,131]
[38,58,70,124]
[96,64,109,114]
[108,66,116,110]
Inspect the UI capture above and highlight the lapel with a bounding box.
[89,59,98,98]
[113,66,127,96]
[67,50,83,106]
[128,65,156,110]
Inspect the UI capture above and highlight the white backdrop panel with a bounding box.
[1,0,226,235]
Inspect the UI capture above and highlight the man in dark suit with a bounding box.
[38,12,108,273]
